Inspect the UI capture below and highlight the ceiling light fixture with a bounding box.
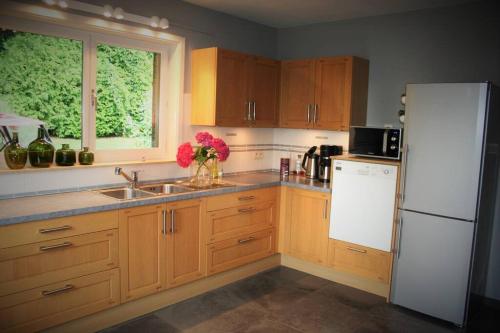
[159,18,169,29]
[102,5,113,18]
[113,7,124,20]
[150,16,159,28]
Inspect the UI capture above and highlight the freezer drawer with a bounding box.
[391,210,474,325]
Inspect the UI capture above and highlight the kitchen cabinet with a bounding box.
[119,199,205,302]
[284,188,330,265]
[191,47,280,127]
[280,56,369,131]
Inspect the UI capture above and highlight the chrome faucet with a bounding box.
[115,167,140,189]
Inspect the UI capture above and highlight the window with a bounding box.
[0,15,180,163]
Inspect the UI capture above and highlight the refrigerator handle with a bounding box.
[397,215,403,259]
[399,144,409,203]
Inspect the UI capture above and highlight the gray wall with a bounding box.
[277,1,500,126]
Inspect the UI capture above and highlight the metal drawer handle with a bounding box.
[238,236,255,244]
[238,195,255,201]
[39,225,72,234]
[39,242,73,251]
[162,209,167,235]
[238,207,256,213]
[347,247,367,254]
[42,284,75,296]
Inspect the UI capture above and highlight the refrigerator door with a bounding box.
[391,210,474,325]
[401,83,488,220]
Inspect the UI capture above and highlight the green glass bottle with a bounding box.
[56,144,76,166]
[4,132,28,170]
[28,128,55,168]
[78,147,94,165]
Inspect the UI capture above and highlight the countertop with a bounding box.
[0,171,330,226]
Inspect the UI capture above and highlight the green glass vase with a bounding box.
[78,147,94,165]
[56,144,76,166]
[4,132,27,170]
[28,128,54,168]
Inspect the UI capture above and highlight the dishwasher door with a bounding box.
[329,160,397,251]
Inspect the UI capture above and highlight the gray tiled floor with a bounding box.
[102,267,497,333]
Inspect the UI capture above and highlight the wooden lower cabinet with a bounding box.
[284,188,331,265]
[166,199,206,288]
[119,199,206,302]
[328,240,392,283]
[0,268,120,333]
[207,229,275,275]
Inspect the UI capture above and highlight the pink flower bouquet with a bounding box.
[176,132,230,177]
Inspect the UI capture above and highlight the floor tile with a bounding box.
[102,314,179,333]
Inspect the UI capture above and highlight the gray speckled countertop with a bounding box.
[0,171,331,226]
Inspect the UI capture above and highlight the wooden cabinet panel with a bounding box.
[249,57,280,127]
[279,59,315,128]
[0,229,118,297]
[215,49,249,127]
[207,201,276,243]
[285,188,330,265]
[119,204,166,302]
[206,187,277,211]
[0,268,119,333]
[329,240,391,283]
[207,229,275,275]
[0,210,118,249]
[166,199,206,288]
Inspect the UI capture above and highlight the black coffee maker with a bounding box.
[318,145,343,182]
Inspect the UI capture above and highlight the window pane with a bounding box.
[96,44,160,150]
[0,29,83,149]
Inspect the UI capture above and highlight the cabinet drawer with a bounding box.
[207,201,276,243]
[206,187,277,211]
[0,229,118,297]
[0,210,119,249]
[207,229,275,275]
[0,268,120,333]
[330,240,391,283]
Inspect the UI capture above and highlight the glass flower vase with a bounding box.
[190,161,211,188]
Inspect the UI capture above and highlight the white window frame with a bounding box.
[0,3,184,163]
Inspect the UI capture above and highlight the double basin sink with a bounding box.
[97,182,236,200]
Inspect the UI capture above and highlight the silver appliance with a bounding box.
[302,146,319,179]
[349,126,402,160]
[391,83,499,326]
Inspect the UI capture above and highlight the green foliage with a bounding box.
[0,31,155,140]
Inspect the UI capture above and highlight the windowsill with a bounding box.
[0,159,176,174]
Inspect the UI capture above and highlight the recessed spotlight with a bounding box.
[58,0,68,8]
[159,18,169,29]
[103,5,113,18]
[150,16,160,28]
[113,7,124,20]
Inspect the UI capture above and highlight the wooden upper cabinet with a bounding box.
[280,56,369,131]
[284,188,331,265]
[248,57,280,127]
[166,199,206,288]
[191,47,280,127]
[279,59,316,128]
[119,204,166,303]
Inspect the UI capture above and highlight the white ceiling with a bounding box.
[183,0,474,28]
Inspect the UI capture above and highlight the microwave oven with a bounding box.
[349,126,402,160]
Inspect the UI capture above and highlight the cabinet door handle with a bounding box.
[323,199,328,220]
[347,247,367,254]
[306,104,311,123]
[162,209,167,235]
[238,207,256,213]
[238,195,255,201]
[39,225,72,234]
[238,236,255,244]
[39,242,73,251]
[314,104,318,123]
[42,284,74,296]
[246,101,252,121]
[252,101,256,121]
[170,209,175,234]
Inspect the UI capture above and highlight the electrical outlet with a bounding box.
[254,152,264,160]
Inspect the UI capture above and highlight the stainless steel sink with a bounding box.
[97,187,154,200]
[139,183,194,195]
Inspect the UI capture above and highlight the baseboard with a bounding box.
[47,254,281,333]
[280,254,390,298]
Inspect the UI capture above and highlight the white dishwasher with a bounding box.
[329,159,397,251]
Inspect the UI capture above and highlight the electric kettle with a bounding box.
[302,146,319,179]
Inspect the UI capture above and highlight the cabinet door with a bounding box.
[285,188,330,265]
[119,204,166,302]
[166,199,206,288]
[215,49,249,127]
[248,56,280,127]
[313,57,350,130]
[279,60,315,128]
